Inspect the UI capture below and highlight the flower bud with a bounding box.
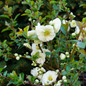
[72,33,76,36]
[60,53,66,60]
[56,69,59,73]
[35,79,39,83]
[29,18,32,21]
[16,56,20,60]
[65,52,69,55]
[14,53,18,56]
[62,76,66,80]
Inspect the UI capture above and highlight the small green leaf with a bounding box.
[24,26,29,35]
[27,75,36,83]
[77,41,85,49]
[1,28,11,33]
[0,15,9,19]
[82,17,86,23]
[32,52,39,61]
[62,71,67,75]
[0,68,4,72]
[45,52,51,55]
[14,13,20,20]
[50,1,57,4]
[66,65,71,71]
[61,26,66,35]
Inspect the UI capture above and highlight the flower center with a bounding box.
[72,22,76,26]
[48,76,53,81]
[36,46,39,50]
[44,30,50,36]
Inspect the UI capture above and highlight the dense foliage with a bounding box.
[0,0,86,86]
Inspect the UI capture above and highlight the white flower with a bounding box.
[23,43,31,49]
[49,18,61,33]
[31,67,39,77]
[40,67,46,72]
[41,70,58,85]
[36,52,46,64]
[36,25,55,42]
[31,67,46,77]
[60,53,66,60]
[31,50,40,56]
[27,30,36,37]
[75,26,80,34]
[62,76,66,80]
[70,20,76,28]
[31,50,46,65]
[32,43,42,51]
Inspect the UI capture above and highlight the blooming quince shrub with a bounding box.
[0,0,86,86]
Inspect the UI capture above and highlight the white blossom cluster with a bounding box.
[14,17,86,86]
[23,18,62,65]
[62,19,86,41]
[14,53,22,60]
[31,67,67,86]
[27,18,61,42]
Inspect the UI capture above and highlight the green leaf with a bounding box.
[0,15,9,19]
[24,26,29,35]
[8,71,18,79]
[7,80,17,86]
[19,73,24,80]
[3,71,7,76]
[82,17,86,23]
[80,4,86,8]
[61,26,66,35]
[14,13,20,20]
[25,9,31,14]
[45,52,51,55]
[27,75,36,83]
[66,65,71,71]
[62,71,67,75]
[77,41,85,49]
[22,1,28,5]
[26,55,32,59]
[1,28,11,33]
[32,52,39,61]
[83,12,86,15]
[50,1,57,4]
[53,4,58,10]
[0,68,4,72]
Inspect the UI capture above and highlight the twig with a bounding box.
[60,0,72,20]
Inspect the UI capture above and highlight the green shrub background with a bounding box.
[0,0,86,86]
